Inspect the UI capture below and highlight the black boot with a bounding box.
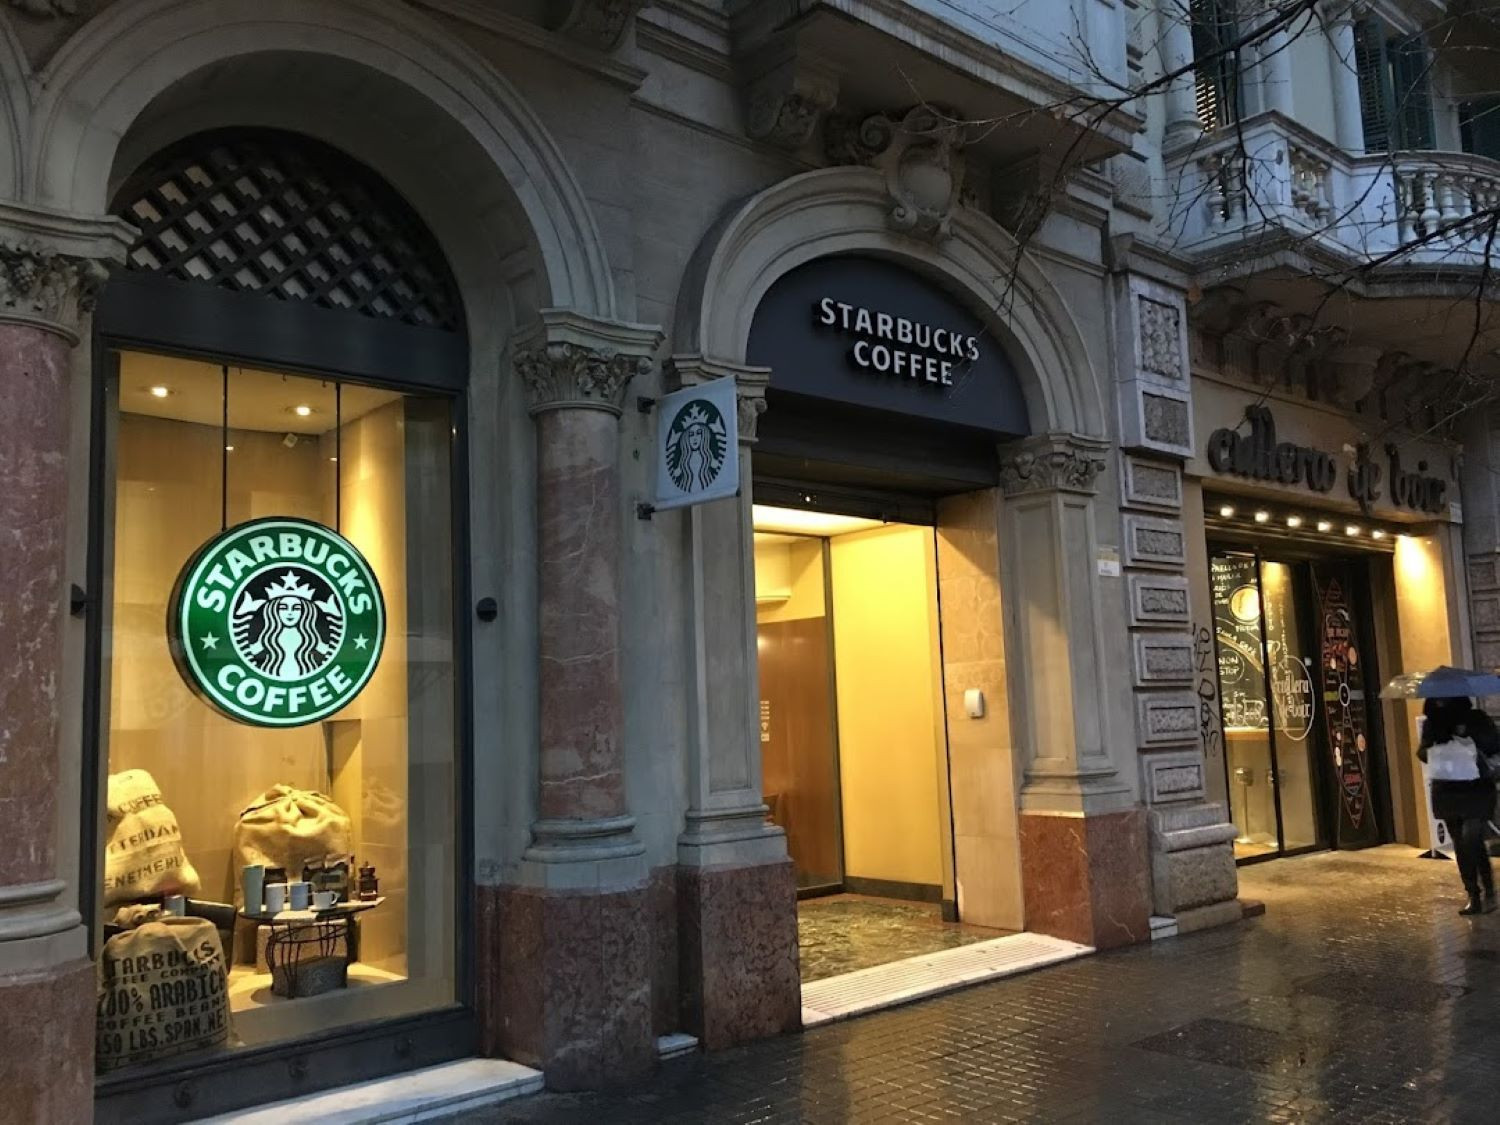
[1461,888,1485,916]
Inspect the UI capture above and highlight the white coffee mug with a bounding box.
[313,890,341,910]
[264,883,289,914]
[289,882,312,911]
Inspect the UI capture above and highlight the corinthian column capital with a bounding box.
[0,203,134,344]
[999,432,1113,497]
[667,354,771,445]
[514,309,662,416]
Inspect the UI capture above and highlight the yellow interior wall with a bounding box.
[1392,534,1457,848]
[829,525,946,888]
[107,374,411,973]
[754,536,826,624]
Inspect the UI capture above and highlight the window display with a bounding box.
[96,351,458,1069]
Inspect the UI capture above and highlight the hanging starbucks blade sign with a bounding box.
[169,517,385,727]
[652,375,739,512]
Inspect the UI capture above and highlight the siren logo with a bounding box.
[170,518,385,727]
[664,398,729,494]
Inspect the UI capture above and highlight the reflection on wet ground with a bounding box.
[466,847,1500,1124]
[797,894,1009,982]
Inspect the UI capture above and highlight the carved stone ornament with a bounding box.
[1137,296,1184,381]
[516,341,652,416]
[826,105,968,241]
[999,434,1110,496]
[546,0,648,51]
[7,0,78,14]
[0,240,111,339]
[744,61,838,151]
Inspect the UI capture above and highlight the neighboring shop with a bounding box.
[1185,374,1468,863]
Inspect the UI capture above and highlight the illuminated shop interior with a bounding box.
[1204,494,1453,861]
[100,352,457,1050]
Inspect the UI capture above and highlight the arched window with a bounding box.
[89,129,471,1119]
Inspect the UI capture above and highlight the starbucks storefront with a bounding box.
[86,130,471,1120]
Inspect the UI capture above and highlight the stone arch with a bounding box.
[26,0,616,319]
[676,166,1106,438]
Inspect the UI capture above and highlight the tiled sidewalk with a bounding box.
[458,847,1500,1124]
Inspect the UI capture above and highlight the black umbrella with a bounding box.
[1380,665,1500,700]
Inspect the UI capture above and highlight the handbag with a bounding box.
[1428,736,1484,782]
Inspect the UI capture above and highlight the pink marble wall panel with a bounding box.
[0,958,94,1121]
[534,408,626,822]
[481,882,655,1089]
[648,865,679,1037]
[0,324,70,886]
[1020,809,1150,950]
[677,859,801,1049]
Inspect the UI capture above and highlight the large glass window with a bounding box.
[95,351,457,1072]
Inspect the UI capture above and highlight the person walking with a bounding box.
[1418,695,1500,915]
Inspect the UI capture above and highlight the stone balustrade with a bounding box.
[1169,111,1500,271]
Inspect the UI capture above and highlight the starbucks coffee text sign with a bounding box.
[652,376,740,512]
[169,517,386,727]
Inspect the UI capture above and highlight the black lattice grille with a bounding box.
[113,129,462,332]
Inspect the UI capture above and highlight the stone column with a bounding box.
[998,433,1152,950]
[668,355,800,1051]
[1459,408,1500,671]
[1324,2,1366,153]
[0,205,129,1121]
[1259,23,1294,118]
[488,310,662,1090]
[1114,268,1241,937]
[1162,0,1205,149]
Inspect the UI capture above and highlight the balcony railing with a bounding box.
[1167,112,1500,272]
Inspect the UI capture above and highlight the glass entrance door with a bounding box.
[1211,551,1328,859]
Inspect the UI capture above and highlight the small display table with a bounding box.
[239,898,384,999]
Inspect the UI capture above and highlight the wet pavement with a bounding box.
[458,846,1500,1124]
[797,895,1008,982]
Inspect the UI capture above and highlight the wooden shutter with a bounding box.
[1191,0,1240,130]
[1461,96,1500,160]
[1391,33,1436,150]
[1354,17,1392,151]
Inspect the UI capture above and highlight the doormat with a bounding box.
[799,931,1092,1026]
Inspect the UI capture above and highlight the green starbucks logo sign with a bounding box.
[664,398,730,494]
[169,517,385,727]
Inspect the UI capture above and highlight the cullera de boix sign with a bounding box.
[1205,404,1449,516]
[169,517,385,727]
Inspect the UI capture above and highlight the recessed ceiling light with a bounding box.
[1346,524,1362,536]
[329,456,339,463]
[1219,505,1236,518]
[291,404,313,417]
[1317,520,1333,532]
[1253,510,1270,523]
[1286,516,1303,528]
[1372,529,1387,540]
[149,385,171,398]
[224,444,235,452]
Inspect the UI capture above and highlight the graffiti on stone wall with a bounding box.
[1194,623,1223,766]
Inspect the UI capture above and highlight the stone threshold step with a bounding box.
[192,1035,700,1124]
[799,931,1093,1027]
[192,1059,543,1124]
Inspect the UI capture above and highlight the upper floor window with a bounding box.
[1354,18,1435,151]
[1460,97,1500,161]
[1192,0,1242,131]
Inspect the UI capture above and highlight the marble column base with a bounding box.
[677,859,801,1049]
[0,957,93,1121]
[478,882,654,1090]
[1019,808,1151,949]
